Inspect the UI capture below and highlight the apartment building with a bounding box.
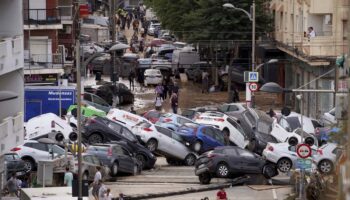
[269,0,349,118]
[0,0,25,189]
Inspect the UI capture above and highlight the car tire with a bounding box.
[199,173,211,184]
[111,162,118,176]
[216,162,229,178]
[318,160,333,174]
[146,139,158,152]
[88,133,103,144]
[136,154,147,169]
[184,154,196,166]
[192,140,202,152]
[263,164,277,178]
[23,158,35,173]
[82,172,89,180]
[277,158,292,173]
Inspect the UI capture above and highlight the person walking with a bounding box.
[126,15,132,30]
[103,188,113,200]
[216,188,227,200]
[128,69,135,91]
[168,78,174,98]
[92,166,102,200]
[162,80,168,100]
[202,74,209,93]
[98,180,107,200]
[64,167,73,187]
[155,83,164,97]
[6,173,19,197]
[155,94,163,111]
[170,93,178,114]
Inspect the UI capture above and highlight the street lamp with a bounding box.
[223,1,255,107]
[255,59,278,71]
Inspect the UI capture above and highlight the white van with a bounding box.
[106,108,148,130]
[172,47,200,72]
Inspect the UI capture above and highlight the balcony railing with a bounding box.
[0,36,24,76]
[24,52,66,68]
[0,113,23,153]
[24,9,61,25]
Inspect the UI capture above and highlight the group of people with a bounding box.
[154,78,179,114]
[5,173,29,197]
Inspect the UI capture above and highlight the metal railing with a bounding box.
[24,53,65,68]
[23,9,61,25]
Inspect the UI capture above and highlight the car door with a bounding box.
[226,117,246,148]
[201,127,223,149]
[154,126,172,151]
[121,146,135,171]
[223,148,241,173]
[82,155,97,180]
[30,143,50,161]
[236,148,262,173]
[170,132,189,159]
[113,145,128,172]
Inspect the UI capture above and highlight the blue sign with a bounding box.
[248,72,259,82]
[296,158,312,170]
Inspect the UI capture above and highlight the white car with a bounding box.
[131,121,197,166]
[106,108,147,130]
[263,142,338,174]
[274,112,322,134]
[194,111,249,149]
[218,103,247,118]
[11,140,66,172]
[25,113,76,142]
[144,69,163,86]
[319,108,337,126]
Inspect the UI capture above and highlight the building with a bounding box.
[23,0,76,85]
[268,0,349,118]
[0,0,25,190]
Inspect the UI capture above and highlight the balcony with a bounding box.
[0,113,23,154]
[24,52,66,69]
[0,35,24,76]
[309,0,333,14]
[300,36,347,57]
[23,9,63,30]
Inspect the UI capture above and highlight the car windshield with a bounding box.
[257,121,272,135]
[285,117,301,130]
[52,145,65,156]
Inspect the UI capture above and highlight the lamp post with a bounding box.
[223,2,255,107]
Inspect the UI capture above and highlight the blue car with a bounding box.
[156,113,195,131]
[175,123,225,153]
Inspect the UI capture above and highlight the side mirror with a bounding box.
[288,136,298,146]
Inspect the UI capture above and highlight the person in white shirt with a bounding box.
[308,27,316,38]
[92,166,102,200]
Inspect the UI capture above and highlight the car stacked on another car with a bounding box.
[82,116,156,169]
[195,146,278,184]
[4,152,27,179]
[131,121,197,166]
[156,113,195,131]
[194,111,249,149]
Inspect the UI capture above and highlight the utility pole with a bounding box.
[250,0,256,107]
[109,0,117,84]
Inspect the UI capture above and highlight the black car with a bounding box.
[4,153,27,179]
[194,146,278,184]
[86,144,141,176]
[83,117,156,169]
[95,82,134,106]
[238,109,278,155]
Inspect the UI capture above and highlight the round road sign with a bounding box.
[296,144,312,159]
[249,83,259,92]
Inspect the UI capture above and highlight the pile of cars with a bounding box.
[12,100,341,185]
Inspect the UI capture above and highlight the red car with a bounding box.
[143,110,161,124]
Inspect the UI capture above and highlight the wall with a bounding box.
[24,30,58,53]
[0,0,23,37]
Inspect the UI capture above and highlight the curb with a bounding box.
[112,176,249,200]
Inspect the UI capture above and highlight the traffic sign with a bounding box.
[296,158,312,170]
[248,72,259,82]
[249,83,259,92]
[296,144,312,159]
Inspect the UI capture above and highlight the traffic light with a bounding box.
[288,136,298,146]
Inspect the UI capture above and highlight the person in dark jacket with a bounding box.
[202,74,209,93]
[128,70,135,91]
[162,80,168,100]
[170,93,178,114]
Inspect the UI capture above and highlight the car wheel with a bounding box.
[192,140,202,152]
[136,154,146,169]
[216,162,229,178]
[88,133,103,144]
[263,164,277,178]
[23,158,35,173]
[318,160,333,174]
[199,173,211,184]
[82,172,89,180]
[111,162,118,176]
[184,154,196,166]
[277,158,292,173]
[146,139,158,152]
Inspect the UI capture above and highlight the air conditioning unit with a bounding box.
[65,25,72,34]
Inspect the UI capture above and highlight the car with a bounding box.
[176,123,225,153]
[144,69,163,86]
[185,62,211,82]
[83,117,156,169]
[274,112,323,134]
[195,146,278,184]
[313,143,340,174]
[218,103,247,118]
[107,108,147,130]
[132,121,197,166]
[319,108,337,126]
[95,82,134,106]
[25,113,76,142]
[181,109,201,120]
[11,140,66,172]
[86,144,141,176]
[83,92,111,113]
[263,142,323,173]
[4,153,27,179]
[156,113,195,131]
[194,111,249,149]
[73,153,110,181]
[238,109,278,154]
[143,110,162,124]
[89,53,111,74]
[148,23,161,36]
[116,32,128,44]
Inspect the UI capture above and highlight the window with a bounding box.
[257,121,272,135]
[5,154,15,161]
[113,146,124,155]
[227,118,247,138]
[202,127,215,138]
[108,122,122,133]
[288,146,296,152]
[236,148,255,158]
[93,95,109,107]
[219,105,229,112]
[24,143,33,148]
[213,129,225,144]
[177,117,192,125]
[122,128,137,141]
[172,132,183,142]
[91,155,101,165]
[224,148,238,156]
[156,126,172,137]
[228,105,239,112]
[32,143,48,151]
[279,118,291,131]
[285,117,301,131]
[52,145,65,155]
[84,93,92,101]
[121,148,131,156]
[243,111,255,127]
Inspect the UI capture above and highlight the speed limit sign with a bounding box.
[249,83,259,92]
[296,144,312,159]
